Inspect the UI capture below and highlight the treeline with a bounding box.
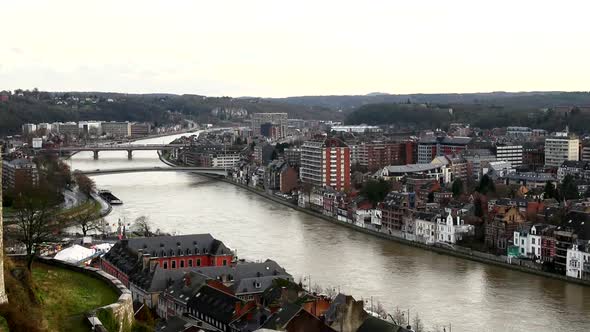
[0,90,340,136]
[346,102,590,133]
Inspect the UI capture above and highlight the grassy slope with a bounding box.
[32,263,118,332]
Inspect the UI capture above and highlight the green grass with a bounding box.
[32,263,118,332]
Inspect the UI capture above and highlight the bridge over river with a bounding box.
[43,143,189,159]
[77,166,227,176]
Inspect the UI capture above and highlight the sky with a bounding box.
[1,0,589,97]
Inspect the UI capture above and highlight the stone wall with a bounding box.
[38,257,134,331]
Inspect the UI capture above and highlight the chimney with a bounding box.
[235,301,242,316]
[142,254,151,271]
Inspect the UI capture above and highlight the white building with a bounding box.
[545,133,579,167]
[21,123,37,135]
[495,144,523,167]
[436,210,473,244]
[415,214,436,244]
[566,244,590,280]
[330,125,382,134]
[211,154,241,168]
[513,227,542,259]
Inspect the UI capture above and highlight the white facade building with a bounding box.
[545,134,579,167]
[495,144,523,167]
[415,216,436,244]
[513,228,542,258]
[436,210,473,244]
[566,245,590,280]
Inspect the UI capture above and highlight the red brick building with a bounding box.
[301,138,351,191]
[101,234,234,288]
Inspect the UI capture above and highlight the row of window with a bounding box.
[160,258,228,270]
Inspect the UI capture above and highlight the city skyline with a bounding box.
[1,0,589,97]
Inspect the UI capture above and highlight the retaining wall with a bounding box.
[37,257,134,331]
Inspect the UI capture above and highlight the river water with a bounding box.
[68,133,590,332]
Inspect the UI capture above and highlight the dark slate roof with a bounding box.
[260,303,302,330]
[187,285,243,324]
[127,234,232,256]
[562,211,590,240]
[163,271,210,303]
[419,136,471,145]
[191,260,292,295]
[356,317,410,332]
[159,315,210,332]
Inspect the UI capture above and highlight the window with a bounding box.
[532,238,536,245]
[180,260,185,268]
[223,260,227,266]
[163,262,168,269]
[172,261,176,269]
[188,259,193,267]
[196,259,201,267]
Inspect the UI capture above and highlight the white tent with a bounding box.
[54,244,95,264]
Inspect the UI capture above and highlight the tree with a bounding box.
[451,178,464,198]
[389,307,406,326]
[9,184,61,270]
[560,174,579,201]
[476,174,495,195]
[544,181,557,199]
[412,314,425,332]
[134,216,152,237]
[74,172,96,197]
[361,179,390,206]
[72,203,102,236]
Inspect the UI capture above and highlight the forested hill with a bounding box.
[270,91,590,111]
[345,101,590,133]
[0,90,337,135]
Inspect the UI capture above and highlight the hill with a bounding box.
[0,90,339,135]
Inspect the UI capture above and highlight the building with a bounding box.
[557,161,590,181]
[284,148,301,167]
[566,244,590,280]
[100,234,234,307]
[21,123,37,135]
[251,113,288,139]
[1,158,39,192]
[300,138,351,191]
[436,210,473,244]
[330,125,381,134]
[417,135,471,164]
[0,160,8,304]
[582,144,590,162]
[506,126,532,137]
[495,143,523,167]
[101,121,131,137]
[350,141,414,172]
[378,192,415,234]
[57,122,80,137]
[462,149,496,180]
[545,133,579,167]
[485,206,527,251]
[131,122,152,136]
[414,212,437,244]
[503,172,556,189]
[253,143,275,166]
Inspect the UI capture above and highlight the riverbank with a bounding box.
[218,176,590,287]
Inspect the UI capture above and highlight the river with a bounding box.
[68,133,590,332]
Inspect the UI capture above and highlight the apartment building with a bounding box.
[300,137,350,191]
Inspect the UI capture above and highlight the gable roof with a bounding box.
[187,285,243,324]
[127,234,232,257]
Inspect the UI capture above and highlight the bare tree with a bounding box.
[413,313,425,332]
[71,204,102,236]
[323,286,337,299]
[374,302,388,320]
[134,216,152,236]
[389,307,406,326]
[311,283,323,295]
[9,184,61,270]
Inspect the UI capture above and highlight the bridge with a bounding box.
[77,166,228,176]
[42,144,189,160]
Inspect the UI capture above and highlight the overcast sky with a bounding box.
[1,0,589,97]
